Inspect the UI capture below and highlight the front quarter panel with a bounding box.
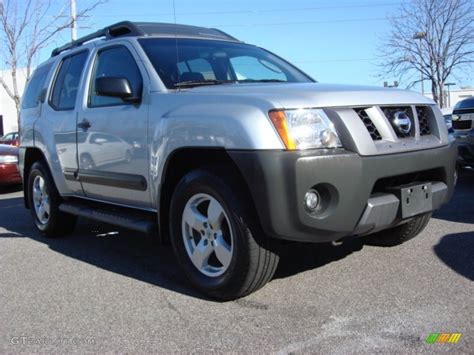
[148,92,284,207]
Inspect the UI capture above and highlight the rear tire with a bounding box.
[363,213,431,247]
[170,168,279,300]
[28,161,77,237]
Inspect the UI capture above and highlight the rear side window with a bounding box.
[89,46,142,107]
[177,58,216,80]
[50,51,89,110]
[21,64,52,109]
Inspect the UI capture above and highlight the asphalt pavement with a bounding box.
[0,169,473,354]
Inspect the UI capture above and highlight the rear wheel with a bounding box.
[170,169,279,300]
[363,213,431,247]
[28,161,77,237]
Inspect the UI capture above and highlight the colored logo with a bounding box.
[426,333,462,344]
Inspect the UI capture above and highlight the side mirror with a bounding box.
[95,77,140,103]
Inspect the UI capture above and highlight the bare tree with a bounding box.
[380,0,474,108]
[0,0,105,122]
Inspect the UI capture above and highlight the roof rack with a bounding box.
[51,21,240,57]
[51,21,142,57]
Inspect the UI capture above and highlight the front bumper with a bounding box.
[229,144,457,242]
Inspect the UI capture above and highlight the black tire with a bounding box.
[170,169,279,301]
[363,213,432,247]
[28,161,77,237]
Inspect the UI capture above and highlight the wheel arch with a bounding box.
[22,147,48,209]
[158,147,257,243]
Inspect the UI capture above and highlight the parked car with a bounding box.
[0,132,19,146]
[55,131,134,170]
[441,107,454,133]
[0,144,21,186]
[451,97,474,167]
[19,21,456,300]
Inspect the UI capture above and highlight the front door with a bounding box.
[77,43,150,209]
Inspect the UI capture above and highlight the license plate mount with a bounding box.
[390,183,433,219]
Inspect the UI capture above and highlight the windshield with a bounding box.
[139,38,314,89]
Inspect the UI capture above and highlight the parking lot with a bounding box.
[0,169,472,353]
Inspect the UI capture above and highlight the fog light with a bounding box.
[304,190,320,212]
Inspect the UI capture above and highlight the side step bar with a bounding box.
[59,200,157,234]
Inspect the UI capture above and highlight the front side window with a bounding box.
[50,51,89,110]
[139,38,313,89]
[22,63,52,109]
[89,46,143,107]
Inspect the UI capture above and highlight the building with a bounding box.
[424,87,474,109]
[445,88,474,108]
[0,69,27,136]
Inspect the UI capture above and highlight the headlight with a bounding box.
[446,118,452,130]
[269,109,341,150]
[445,116,453,130]
[0,155,18,164]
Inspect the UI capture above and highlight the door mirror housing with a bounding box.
[95,77,141,103]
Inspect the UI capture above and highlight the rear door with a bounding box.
[76,43,150,209]
[39,51,90,196]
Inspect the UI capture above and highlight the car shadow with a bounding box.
[0,184,22,194]
[274,238,364,279]
[433,232,474,281]
[0,195,365,300]
[0,196,206,298]
[433,167,474,224]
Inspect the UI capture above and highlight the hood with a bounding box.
[0,144,19,155]
[182,82,434,108]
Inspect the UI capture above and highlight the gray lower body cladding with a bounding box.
[228,145,457,242]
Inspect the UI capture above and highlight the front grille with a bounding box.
[355,108,382,140]
[416,106,431,135]
[381,106,414,138]
[357,105,436,141]
[453,119,472,130]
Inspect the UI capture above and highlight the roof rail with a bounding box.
[51,21,143,57]
[209,28,239,42]
[51,21,241,57]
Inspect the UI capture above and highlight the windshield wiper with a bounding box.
[174,79,287,88]
[238,79,286,83]
[174,79,237,88]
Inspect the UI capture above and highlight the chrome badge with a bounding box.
[392,111,412,135]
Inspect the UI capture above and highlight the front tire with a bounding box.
[363,213,432,247]
[28,161,77,237]
[170,169,279,300]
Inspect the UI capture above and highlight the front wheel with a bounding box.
[362,213,432,247]
[170,169,279,300]
[28,161,77,237]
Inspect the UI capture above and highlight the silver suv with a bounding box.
[19,21,457,300]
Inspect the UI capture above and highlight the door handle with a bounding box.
[77,119,91,130]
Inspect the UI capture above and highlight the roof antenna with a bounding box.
[172,0,180,90]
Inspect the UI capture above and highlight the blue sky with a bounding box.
[38,0,472,90]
